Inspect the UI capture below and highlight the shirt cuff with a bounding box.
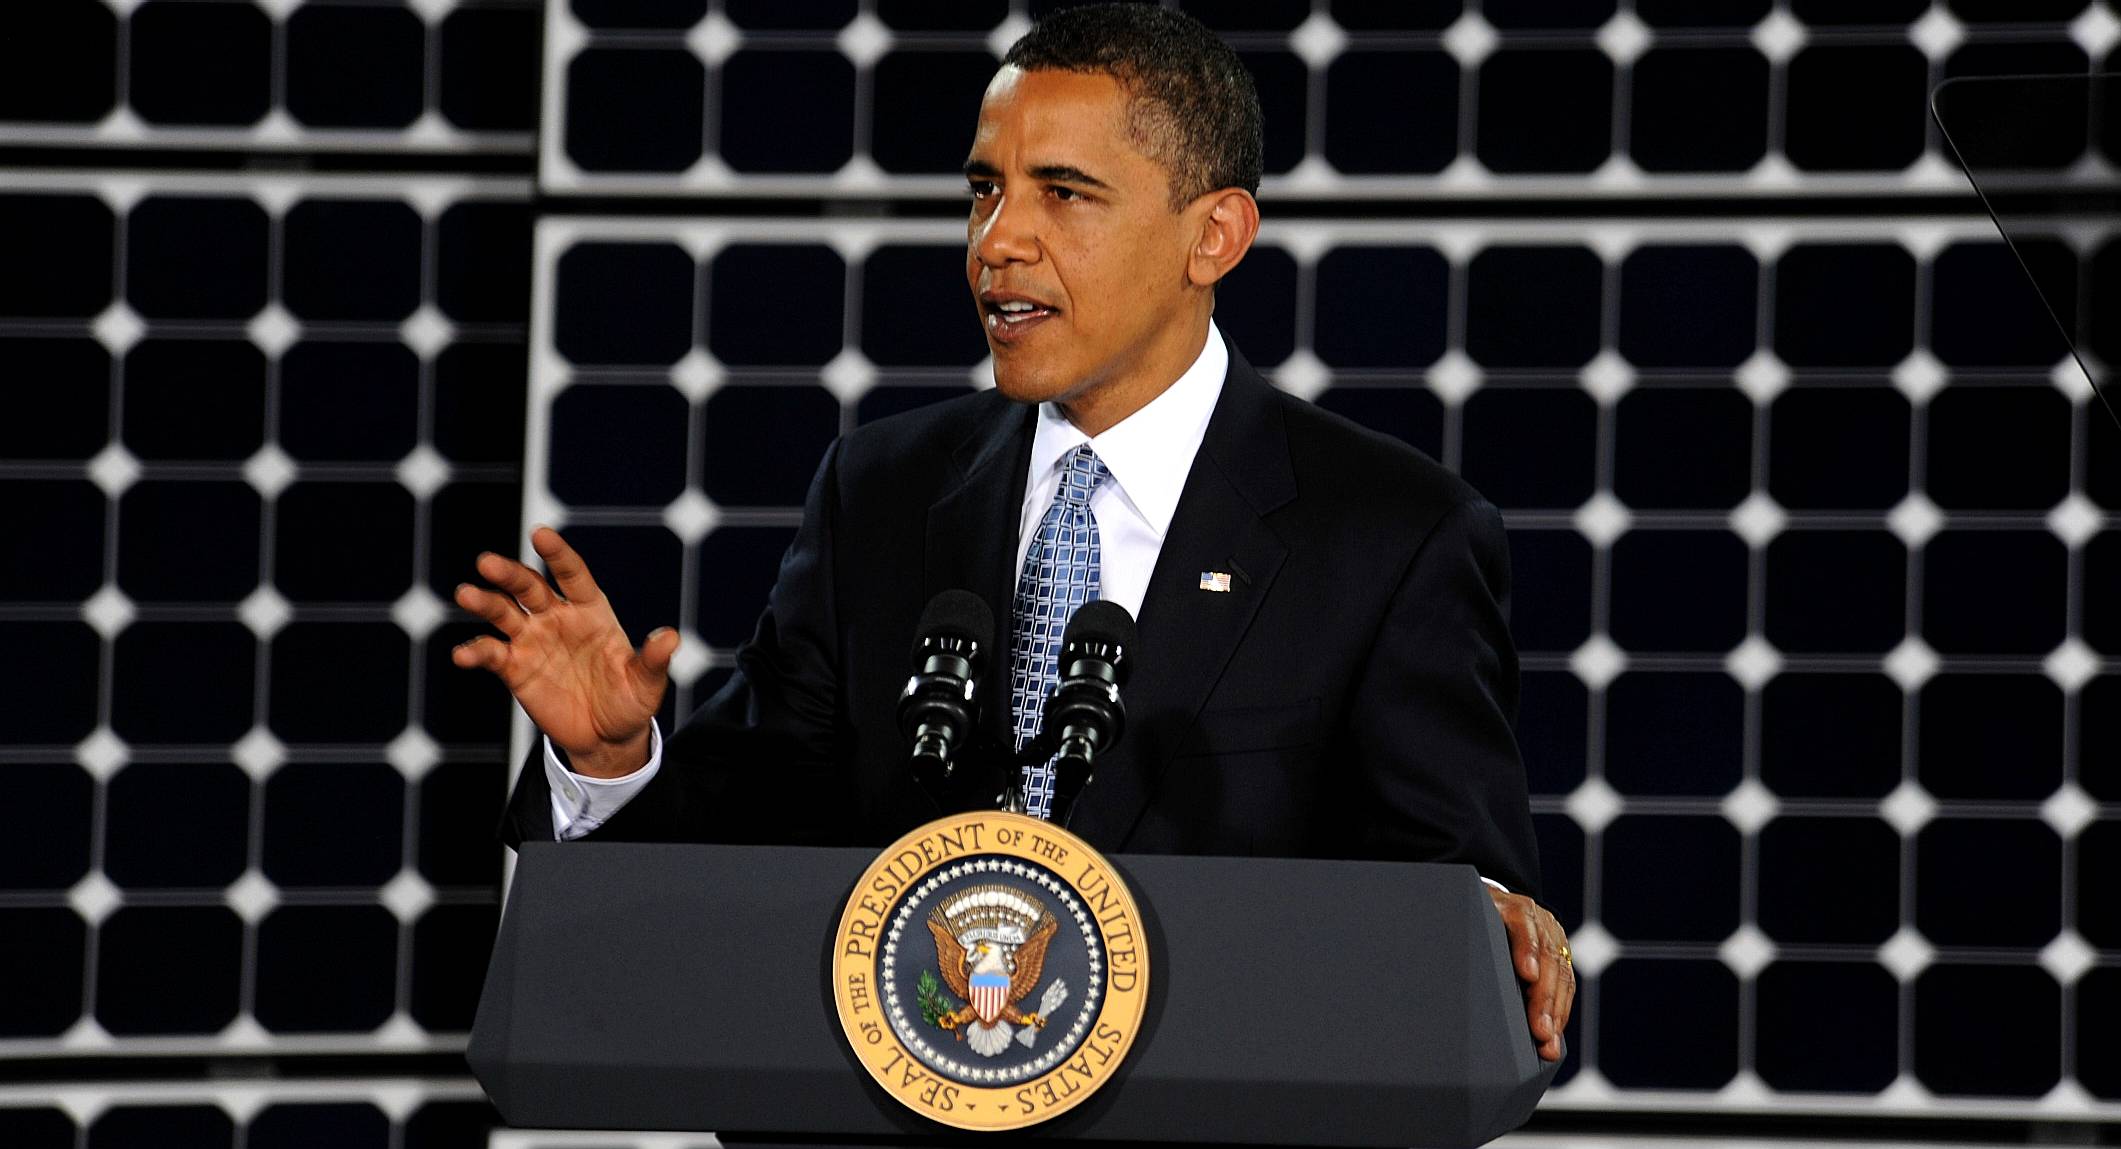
[1479,876,1509,895]
[545,719,664,842]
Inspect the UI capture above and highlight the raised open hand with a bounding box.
[450,526,679,778]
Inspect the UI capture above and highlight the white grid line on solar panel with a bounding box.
[0,1024,473,1060]
[0,168,533,217]
[534,0,2121,197]
[0,1076,484,1125]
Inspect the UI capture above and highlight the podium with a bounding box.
[469,841,1559,1147]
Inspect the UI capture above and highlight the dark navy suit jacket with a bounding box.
[504,345,1542,898]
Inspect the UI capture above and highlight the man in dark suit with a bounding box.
[452,3,1576,1061]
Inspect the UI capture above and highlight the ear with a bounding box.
[1185,188,1261,289]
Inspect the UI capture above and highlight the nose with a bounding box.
[971,189,1039,269]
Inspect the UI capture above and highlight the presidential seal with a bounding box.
[832,810,1148,1131]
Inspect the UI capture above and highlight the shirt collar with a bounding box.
[1026,321,1229,538]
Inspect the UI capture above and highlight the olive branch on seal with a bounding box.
[916,969,960,1027]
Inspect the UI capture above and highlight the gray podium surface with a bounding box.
[470,842,1558,1147]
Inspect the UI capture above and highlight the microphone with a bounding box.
[1040,599,1137,824]
[898,590,994,798]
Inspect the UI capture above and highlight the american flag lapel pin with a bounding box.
[1198,571,1233,593]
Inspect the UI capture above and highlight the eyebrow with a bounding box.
[960,159,1115,192]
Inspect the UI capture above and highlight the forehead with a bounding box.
[969,66,1152,168]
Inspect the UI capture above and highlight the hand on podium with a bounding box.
[450,526,677,779]
[1487,887,1577,1063]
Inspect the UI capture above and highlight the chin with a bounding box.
[989,359,1076,406]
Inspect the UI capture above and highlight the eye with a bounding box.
[1050,185,1083,202]
[967,179,998,199]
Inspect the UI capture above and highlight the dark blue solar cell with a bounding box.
[564,48,705,173]
[1610,530,1749,653]
[879,0,1005,29]
[0,337,110,458]
[1614,387,1753,509]
[286,5,424,129]
[0,1109,72,1149]
[2080,967,2121,1099]
[871,51,998,174]
[1531,812,1583,928]
[1759,817,1900,944]
[0,2,118,122]
[437,200,533,323]
[548,384,691,507]
[284,200,423,322]
[1918,674,2062,801]
[128,1,270,126]
[1785,45,1930,171]
[1314,247,1449,368]
[262,763,405,888]
[256,906,398,1032]
[104,763,249,890]
[1476,48,1613,174]
[1602,814,1741,941]
[419,761,504,888]
[435,343,530,464]
[1764,530,1907,654]
[1519,669,1587,795]
[558,526,684,647]
[1505,528,1592,653]
[439,7,541,132]
[280,342,419,462]
[1761,673,1902,798]
[0,194,112,317]
[571,0,707,28]
[276,483,415,603]
[1768,385,1911,511]
[1466,246,1602,368]
[1604,672,1744,797]
[425,621,515,746]
[1325,51,1458,174]
[1756,962,1899,1093]
[2091,532,2120,655]
[0,908,85,1038]
[1932,242,2078,367]
[2,480,104,601]
[89,1105,233,1149]
[1330,0,1463,28]
[856,383,976,425]
[717,50,854,173]
[1922,530,2066,655]
[1635,0,1772,23]
[113,622,255,743]
[1462,387,1599,510]
[723,0,851,28]
[126,196,267,320]
[1485,0,1615,26]
[707,244,846,366]
[411,903,500,1031]
[701,385,839,507]
[2092,240,2121,370]
[1916,819,2061,947]
[1313,386,1444,459]
[1241,50,1307,174]
[554,242,697,366]
[1774,244,1916,368]
[426,480,522,601]
[0,765,90,890]
[249,1104,391,1149]
[1914,965,2060,1097]
[2085,676,2120,801]
[1927,384,2072,510]
[1214,247,1297,367]
[1629,48,1770,173]
[2084,821,2121,948]
[1179,0,1310,28]
[269,623,411,743]
[862,246,986,367]
[1618,246,1759,367]
[1790,0,1926,19]
[697,526,798,646]
[95,906,243,1035]
[122,339,266,460]
[0,622,100,742]
[1598,959,1739,1089]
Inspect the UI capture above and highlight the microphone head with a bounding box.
[1061,599,1137,679]
[912,589,995,662]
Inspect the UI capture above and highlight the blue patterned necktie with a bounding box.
[1009,444,1112,819]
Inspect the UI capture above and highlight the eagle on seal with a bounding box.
[925,883,1071,1057]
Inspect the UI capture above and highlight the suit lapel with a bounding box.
[924,399,1036,751]
[1069,348,1297,847]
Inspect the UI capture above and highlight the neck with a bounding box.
[1055,313,1212,437]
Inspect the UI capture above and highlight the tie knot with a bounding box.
[1055,445,1111,508]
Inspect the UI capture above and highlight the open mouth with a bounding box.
[981,296,1058,342]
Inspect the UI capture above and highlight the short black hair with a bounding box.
[1003,3,1263,208]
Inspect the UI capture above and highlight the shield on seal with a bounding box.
[969,971,1009,1025]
